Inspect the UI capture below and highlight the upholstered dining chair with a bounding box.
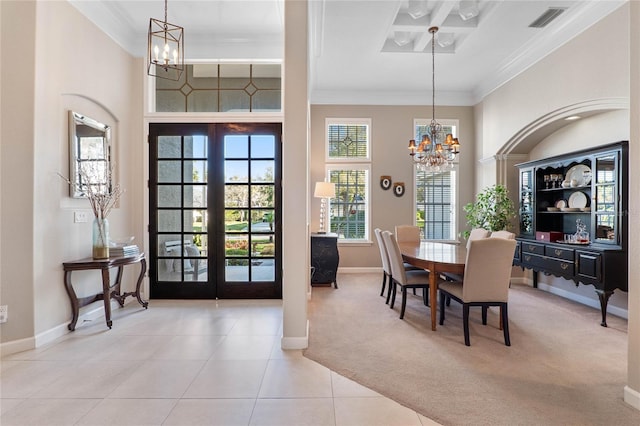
[374,228,393,298]
[438,237,517,346]
[442,228,490,284]
[395,224,421,243]
[394,224,424,297]
[490,230,516,240]
[382,231,430,319]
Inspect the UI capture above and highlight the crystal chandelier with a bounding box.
[408,27,460,172]
[147,0,184,81]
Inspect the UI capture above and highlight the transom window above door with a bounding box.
[154,63,281,113]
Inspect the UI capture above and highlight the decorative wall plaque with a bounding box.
[380,175,392,190]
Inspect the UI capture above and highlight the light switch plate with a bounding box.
[74,211,88,223]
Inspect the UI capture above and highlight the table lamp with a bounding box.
[314,181,335,234]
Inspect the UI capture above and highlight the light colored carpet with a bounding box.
[304,273,640,426]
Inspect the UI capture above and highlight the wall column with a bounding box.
[625,0,640,411]
[281,0,310,349]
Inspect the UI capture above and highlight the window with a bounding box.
[324,119,371,242]
[414,119,459,241]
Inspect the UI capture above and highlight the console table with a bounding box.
[63,253,148,330]
[310,233,339,288]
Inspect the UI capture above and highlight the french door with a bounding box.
[149,123,282,299]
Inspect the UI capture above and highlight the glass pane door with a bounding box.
[216,124,281,299]
[149,123,281,299]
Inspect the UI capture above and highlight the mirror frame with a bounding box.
[68,111,111,198]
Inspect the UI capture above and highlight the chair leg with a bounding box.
[501,303,511,346]
[400,288,408,319]
[499,306,503,330]
[445,295,451,307]
[482,306,488,325]
[380,273,387,297]
[463,304,471,346]
[423,288,429,306]
[439,290,446,325]
[390,283,397,309]
[386,275,393,304]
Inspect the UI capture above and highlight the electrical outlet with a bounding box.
[0,305,7,323]
[74,211,88,223]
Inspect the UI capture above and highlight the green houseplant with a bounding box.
[462,184,516,239]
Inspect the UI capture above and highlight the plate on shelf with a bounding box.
[568,191,588,208]
[580,207,591,212]
[560,207,580,212]
[555,199,567,208]
[547,207,560,212]
[565,164,592,186]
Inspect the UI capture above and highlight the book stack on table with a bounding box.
[110,244,140,258]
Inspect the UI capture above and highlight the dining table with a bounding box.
[399,241,467,331]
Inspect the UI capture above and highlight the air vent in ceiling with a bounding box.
[529,7,566,28]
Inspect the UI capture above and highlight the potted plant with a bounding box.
[462,184,516,239]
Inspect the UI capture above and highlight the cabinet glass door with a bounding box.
[519,168,534,236]
[593,153,618,244]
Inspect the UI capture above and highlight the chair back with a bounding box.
[466,228,490,249]
[490,230,516,240]
[395,225,421,243]
[374,228,391,275]
[381,231,408,285]
[462,238,517,302]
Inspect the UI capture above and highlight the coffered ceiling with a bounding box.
[69,0,626,106]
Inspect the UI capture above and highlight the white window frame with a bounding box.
[325,118,371,163]
[413,118,460,242]
[324,118,372,243]
[324,164,371,244]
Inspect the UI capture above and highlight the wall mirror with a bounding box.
[68,111,111,198]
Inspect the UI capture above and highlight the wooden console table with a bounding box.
[63,253,148,330]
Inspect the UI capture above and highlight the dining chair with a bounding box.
[437,237,517,346]
[395,225,421,243]
[490,230,516,239]
[382,231,430,319]
[394,224,423,297]
[442,228,490,285]
[374,228,392,298]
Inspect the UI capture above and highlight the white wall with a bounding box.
[479,5,629,159]
[0,0,141,346]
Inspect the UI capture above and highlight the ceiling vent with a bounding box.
[529,7,566,28]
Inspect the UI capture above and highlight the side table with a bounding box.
[62,253,148,330]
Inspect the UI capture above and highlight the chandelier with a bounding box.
[147,0,184,81]
[408,27,460,172]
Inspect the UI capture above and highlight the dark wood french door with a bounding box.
[149,123,282,299]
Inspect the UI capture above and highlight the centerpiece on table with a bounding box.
[61,166,124,259]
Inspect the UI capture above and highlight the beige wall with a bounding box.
[0,1,141,345]
[310,104,475,268]
[1,0,37,344]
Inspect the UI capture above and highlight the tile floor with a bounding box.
[1,299,439,425]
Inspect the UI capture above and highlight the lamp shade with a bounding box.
[314,182,335,198]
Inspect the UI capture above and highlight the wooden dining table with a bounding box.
[399,241,467,331]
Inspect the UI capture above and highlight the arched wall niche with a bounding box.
[497,98,629,156]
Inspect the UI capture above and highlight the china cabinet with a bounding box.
[514,141,628,326]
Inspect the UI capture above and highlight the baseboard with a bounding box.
[281,319,309,350]
[0,300,129,357]
[0,336,36,357]
[511,276,628,320]
[338,267,381,274]
[624,385,640,411]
